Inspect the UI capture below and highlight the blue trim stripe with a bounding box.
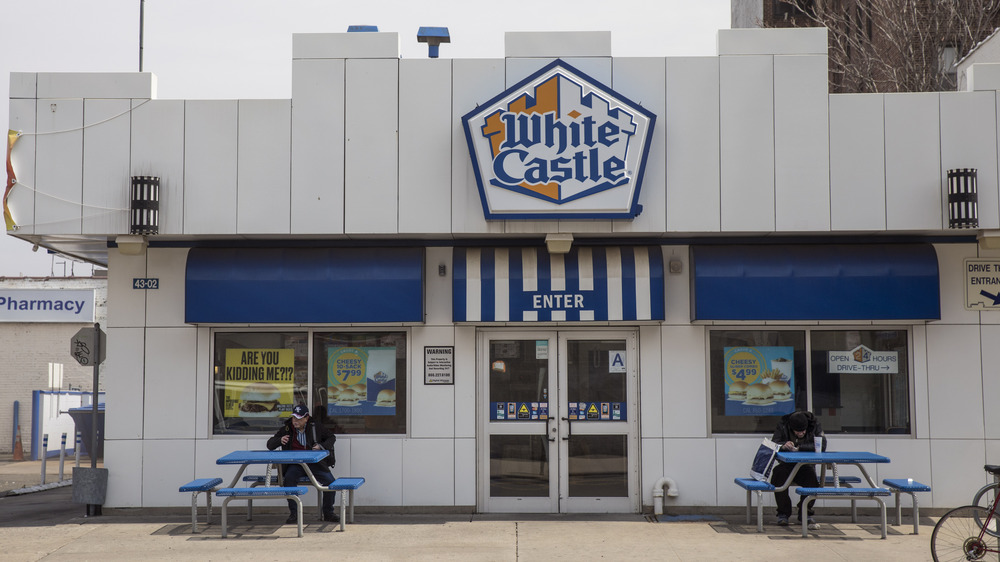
[185,248,424,323]
[691,244,940,321]
[453,246,665,322]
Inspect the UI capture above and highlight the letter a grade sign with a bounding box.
[462,59,656,219]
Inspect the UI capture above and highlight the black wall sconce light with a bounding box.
[947,168,978,229]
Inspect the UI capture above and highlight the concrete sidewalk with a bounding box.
[0,485,937,562]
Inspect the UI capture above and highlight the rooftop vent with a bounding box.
[417,27,450,58]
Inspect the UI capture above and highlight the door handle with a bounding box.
[561,417,572,441]
[546,417,556,442]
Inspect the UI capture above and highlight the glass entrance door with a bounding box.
[478,330,638,513]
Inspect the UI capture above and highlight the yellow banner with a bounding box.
[222,348,294,418]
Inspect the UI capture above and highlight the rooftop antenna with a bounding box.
[139,0,145,71]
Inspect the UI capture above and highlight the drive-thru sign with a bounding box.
[966,259,1000,310]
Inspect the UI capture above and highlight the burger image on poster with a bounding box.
[744,382,775,406]
[728,380,748,401]
[240,382,282,416]
[336,388,360,407]
[352,383,368,401]
[374,389,396,407]
[769,380,792,401]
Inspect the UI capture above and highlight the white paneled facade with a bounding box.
[8,28,1000,515]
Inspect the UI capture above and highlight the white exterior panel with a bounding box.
[131,100,185,235]
[35,99,83,234]
[237,99,291,234]
[665,57,720,233]
[184,100,238,235]
[291,58,345,235]
[830,94,886,230]
[402,439,455,505]
[452,59,505,235]
[399,59,452,234]
[926,324,985,440]
[104,327,146,440]
[345,58,398,234]
[8,99,37,234]
[82,99,131,235]
[885,93,941,230]
[142,327,198,439]
[612,58,666,234]
[144,248,188,328]
[774,55,829,231]
[941,91,999,229]
[720,55,774,232]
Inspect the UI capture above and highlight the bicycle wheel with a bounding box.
[973,483,1000,538]
[931,506,996,562]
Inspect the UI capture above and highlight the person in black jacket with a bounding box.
[769,410,827,529]
[266,404,338,523]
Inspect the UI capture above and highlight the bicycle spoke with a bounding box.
[931,506,997,562]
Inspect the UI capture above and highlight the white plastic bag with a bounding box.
[750,438,780,482]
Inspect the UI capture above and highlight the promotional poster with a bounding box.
[327,346,397,416]
[222,348,295,418]
[723,346,795,416]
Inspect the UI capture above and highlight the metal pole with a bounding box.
[40,434,48,485]
[58,433,67,481]
[91,322,100,469]
[139,0,145,72]
[11,400,17,453]
[75,431,81,468]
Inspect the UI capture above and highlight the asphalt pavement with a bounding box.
[0,457,939,561]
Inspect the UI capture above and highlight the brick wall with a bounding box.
[0,277,108,453]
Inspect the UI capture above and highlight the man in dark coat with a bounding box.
[267,405,338,523]
[770,410,827,529]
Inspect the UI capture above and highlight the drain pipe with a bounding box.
[652,477,679,515]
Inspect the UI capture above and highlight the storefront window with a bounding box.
[709,330,807,433]
[709,328,910,435]
[312,331,407,435]
[810,330,910,434]
[213,331,309,435]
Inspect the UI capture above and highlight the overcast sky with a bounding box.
[2,0,730,277]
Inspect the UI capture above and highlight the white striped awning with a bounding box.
[453,246,664,322]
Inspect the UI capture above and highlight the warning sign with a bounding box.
[965,259,1000,310]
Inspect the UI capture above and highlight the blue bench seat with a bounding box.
[216,486,309,538]
[243,474,323,520]
[178,478,223,533]
[734,478,775,532]
[795,487,890,538]
[327,477,366,531]
[882,478,932,535]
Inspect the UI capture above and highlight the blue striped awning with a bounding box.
[453,246,664,322]
[185,247,424,323]
[690,244,940,321]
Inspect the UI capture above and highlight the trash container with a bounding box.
[68,404,105,459]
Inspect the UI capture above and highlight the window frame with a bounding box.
[707,325,913,436]
[210,327,410,437]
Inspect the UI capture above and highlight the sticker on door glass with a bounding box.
[491,401,549,420]
[567,401,626,421]
[608,350,626,373]
[535,340,549,359]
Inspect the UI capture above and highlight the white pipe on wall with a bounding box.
[652,476,679,516]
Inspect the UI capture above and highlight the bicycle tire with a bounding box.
[931,505,995,562]
[972,482,1000,538]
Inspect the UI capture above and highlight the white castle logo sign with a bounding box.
[462,60,656,219]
